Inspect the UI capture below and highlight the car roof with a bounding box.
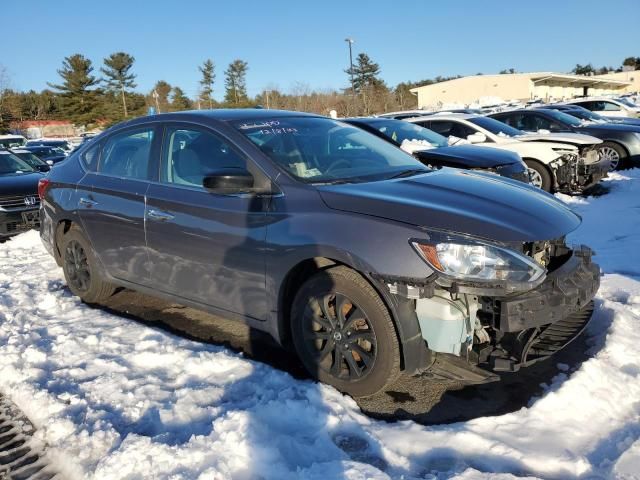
[344,117,401,124]
[407,113,478,121]
[120,109,322,128]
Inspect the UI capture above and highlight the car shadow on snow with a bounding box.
[89,290,614,430]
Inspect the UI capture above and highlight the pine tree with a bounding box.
[224,60,249,106]
[101,52,136,118]
[170,87,193,111]
[48,54,100,124]
[345,53,383,93]
[198,59,215,109]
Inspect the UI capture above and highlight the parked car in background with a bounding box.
[0,150,43,241]
[343,117,530,183]
[376,110,433,120]
[405,114,607,193]
[544,104,640,127]
[26,138,73,154]
[9,148,52,172]
[564,97,640,118]
[0,135,27,149]
[22,145,68,164]
[40,109,600,397]
[491,108,640,170]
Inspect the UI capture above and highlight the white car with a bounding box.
[404,114,607,193]
[564,97,640,118]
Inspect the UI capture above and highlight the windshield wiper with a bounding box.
[387,168,428,179]
[311,178,355,186]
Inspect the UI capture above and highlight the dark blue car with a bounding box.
[39,109,599,397]
[22,146,67,164]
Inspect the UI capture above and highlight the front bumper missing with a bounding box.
[476,245,599,372]
[483,245,599,333]
[554,154,609,193]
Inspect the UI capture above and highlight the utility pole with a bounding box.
[152,89,160,113]
[345,37,355,96]
[264,90,271,109]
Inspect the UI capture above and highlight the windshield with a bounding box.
[233,117,429,184]
[362,119,448,148]
[616,98,638,108]
[13,151,46,168]
[563,109,607,122]
[468,116,523,137]
[0,137,25,149]
[541,109,583,127]
[0,152,37,175]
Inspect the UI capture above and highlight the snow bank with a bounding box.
[0,171,639,479]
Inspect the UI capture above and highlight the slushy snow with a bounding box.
[0,171,639,479]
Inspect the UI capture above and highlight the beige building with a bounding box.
[410,72,632,109]
[593,69,640,94]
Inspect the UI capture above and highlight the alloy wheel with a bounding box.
[528,168,543,189]
[64,240,90,292]
[303,293,376,381]
[599,146,620,171]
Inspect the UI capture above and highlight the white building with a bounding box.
[410,72,632,109]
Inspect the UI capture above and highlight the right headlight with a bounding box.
[412,239,546,285]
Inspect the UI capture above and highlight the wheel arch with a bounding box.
[599,139,630,157]
[277,256,430,374]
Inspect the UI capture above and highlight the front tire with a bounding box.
[61,225,116,303]
[524,159,553,192]
[291,266,401,397]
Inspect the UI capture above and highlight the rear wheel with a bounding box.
[61,225,115,303]
[291,266,400,397]
[524,159,553,192]
[598,142,626,171]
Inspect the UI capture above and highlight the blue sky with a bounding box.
[4,0,639,100]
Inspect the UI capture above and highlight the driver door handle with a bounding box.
[147,209,175,222]
[79,197,98,207]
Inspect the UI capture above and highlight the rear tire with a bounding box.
[598,142,626,171]
[524,159,553,192]
[291,266,401,397]
[61,225,115,303]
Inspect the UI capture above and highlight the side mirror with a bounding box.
[203,168,254,194]
[466,132,487,144]
[37,164,51,172]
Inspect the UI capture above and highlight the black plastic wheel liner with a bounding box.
[0,394,60,479]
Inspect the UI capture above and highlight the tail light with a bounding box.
[37,179,51,200]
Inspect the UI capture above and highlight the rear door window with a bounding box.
[80,143,100,172]
[99,128,154,179]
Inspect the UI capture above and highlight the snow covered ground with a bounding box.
[0,170,639,479]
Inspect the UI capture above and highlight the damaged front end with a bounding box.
[553,147,609,194]
[382,235,600,384]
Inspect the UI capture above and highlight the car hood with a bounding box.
[577,123,640,134]
[414,145,521,168]
[318,169,580,242]
[610,117,640,126]
[0,171,43,196]
[517,132,602,146]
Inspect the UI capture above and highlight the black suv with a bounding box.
[0,150,43,241]
[40,110,600,397]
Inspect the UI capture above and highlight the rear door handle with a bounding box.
[147,209,175,222]
[79,197,98,207]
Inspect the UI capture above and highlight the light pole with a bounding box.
[345,37,355,96]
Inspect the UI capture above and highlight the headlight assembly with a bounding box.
[411,238,546,285]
